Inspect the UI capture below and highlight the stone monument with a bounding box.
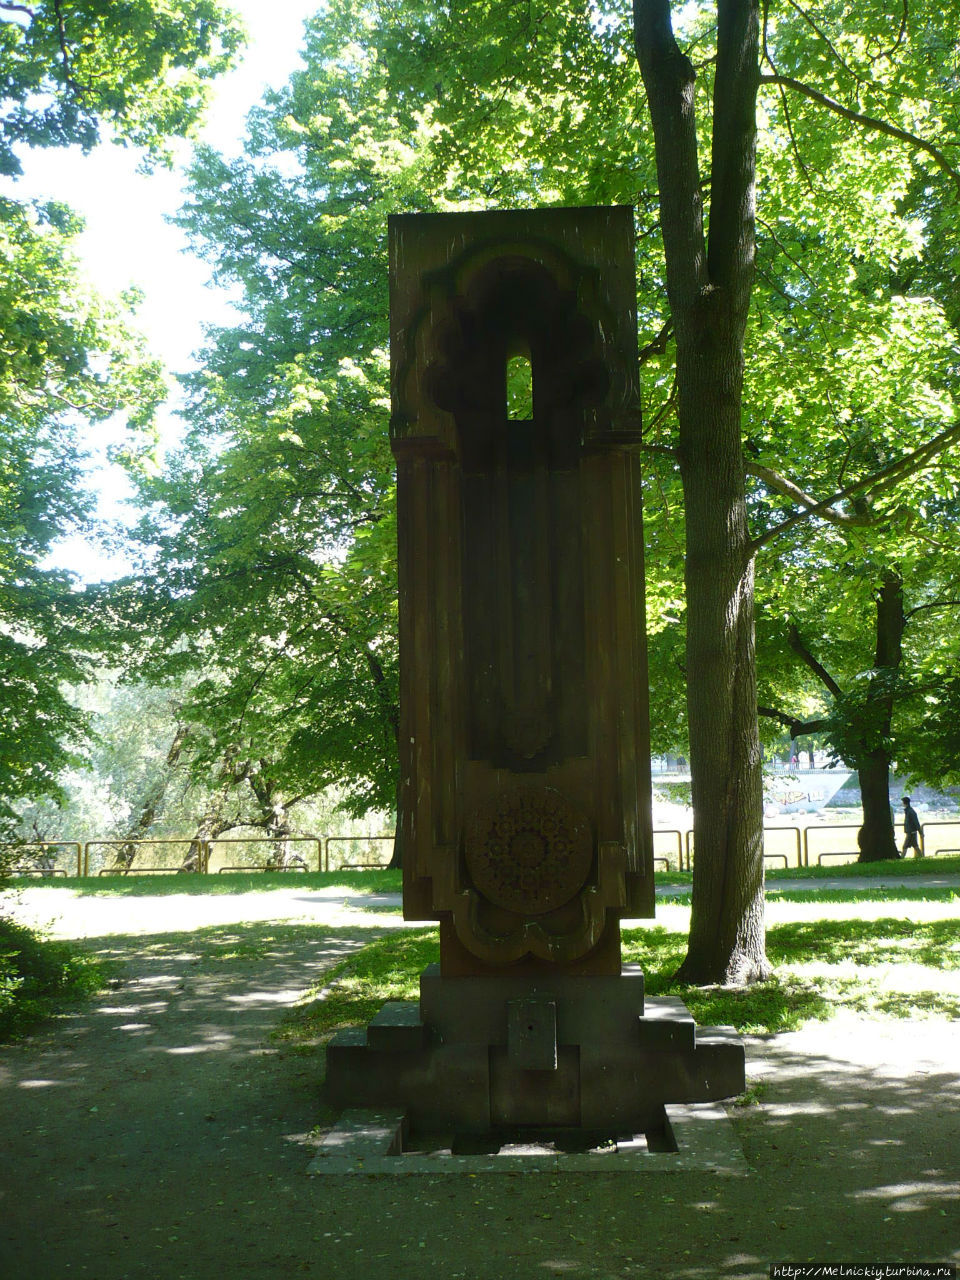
[323,206,744,1144]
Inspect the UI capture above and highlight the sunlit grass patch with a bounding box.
[771,854,960,879]
[277,911,960,1047]
[625,914,960,1032]
[12,869,403,897]
[766,917,960,968]
[277,928,439,1045]
[619,926,832,1033]
[766,887,960,905]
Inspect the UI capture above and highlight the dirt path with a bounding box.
[1,891,959,1280]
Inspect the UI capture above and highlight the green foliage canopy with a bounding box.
[125,0,960,848]
[0,197,166,831]
[0,0,242,839]
[0,0,243,174]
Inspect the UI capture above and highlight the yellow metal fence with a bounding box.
[5,835,393,877]
[5,821,957,878]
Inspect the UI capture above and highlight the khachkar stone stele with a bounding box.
[323,207,745,1140]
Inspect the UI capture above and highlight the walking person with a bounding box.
[900,795,922,858]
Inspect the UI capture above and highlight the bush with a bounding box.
[0,916,102,1040]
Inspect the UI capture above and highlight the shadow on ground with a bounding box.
[0,920,958,1279]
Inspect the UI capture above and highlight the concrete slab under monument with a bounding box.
[321,205,745,1143]
[306,1100,749,1177]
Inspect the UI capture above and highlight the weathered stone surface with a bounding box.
[389,206,654,972]
[367,1001,429,1053]
[322,207,746,1138]
[506,999,558,1070]
[307,1100,749,1175]
[323,983,745,1135]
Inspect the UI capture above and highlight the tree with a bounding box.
[632,0,960,969]
[12,670,362,865]
[0,0,242,842]
[0,198,166,837]
[133,1,960,979]
[745,125,960,861]
[118,13,417,833]
[382,0,960,978]
[632,1,769,982]
[758,531,960,862]
[0,0,242,173]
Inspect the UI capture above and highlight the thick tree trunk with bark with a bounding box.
[856,752,898,861]
[361,641,401,869]
[388,793,403,869]
[777,575,904,862]
[855,571,903,862]
[676,319,768,982]
[635,0,769,983]
[249,767,300,868]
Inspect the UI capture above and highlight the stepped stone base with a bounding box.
[323,963,745,1136]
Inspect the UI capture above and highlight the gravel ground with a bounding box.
[1,887,958,1280]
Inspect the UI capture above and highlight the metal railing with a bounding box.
[85,838,207,877]
[207,836,322,874]
[2,836,391,878]
[6,841,83,877]
[763,825,804,869]
[4,820,956,879]
[802,824,861,867]
[916,820,960,857]
[324,835,394,872]
[652,829,683,870]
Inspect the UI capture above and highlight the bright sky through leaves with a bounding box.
[5,0,318,582]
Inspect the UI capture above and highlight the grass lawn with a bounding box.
[9,852,960,895]
[276,878,960,1047]
[3,868,403,896]
[5,855,960,1045]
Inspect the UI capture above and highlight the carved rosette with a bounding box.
[465,787,592,916]
[447,786,625,964]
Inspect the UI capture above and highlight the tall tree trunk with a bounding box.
[388,787,403,869]
[856,752,898,861]
[363,641,402,869]
[180,754,251,871]
[635,0,769,983]
[780,571,904,862]
[676,310,767,982]
[856,571,904,862]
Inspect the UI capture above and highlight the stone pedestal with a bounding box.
[324,964,744,1138]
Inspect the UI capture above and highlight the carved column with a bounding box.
[389,206,654,976]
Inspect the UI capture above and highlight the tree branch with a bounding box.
[51,0,85,98]
[904,598,960,624]
[633,0,709,310]
[643,375,679,440]
[746,461,875,527]
[868,0,908,65]
[638,318,673,364]
[751,419,960,552]
[787,623,844,700]
[758,704,828,736]
[708,0,760,310]
[782,0,866,87]
[759,72,960,193]
[757,218,819,291]
[637,441,679,460]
